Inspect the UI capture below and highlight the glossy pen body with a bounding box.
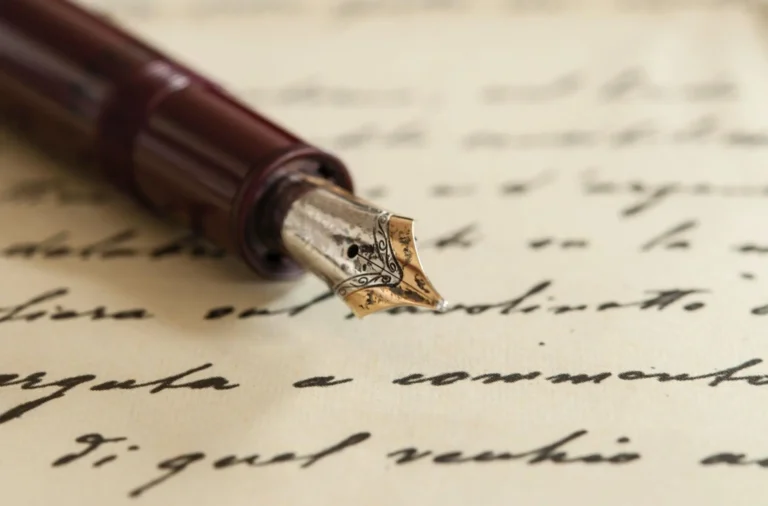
[0,0,446,317]
[0,0,352,280]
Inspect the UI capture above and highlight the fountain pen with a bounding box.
[0,0,447,318]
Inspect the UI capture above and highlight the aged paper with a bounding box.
[2,0,768,504]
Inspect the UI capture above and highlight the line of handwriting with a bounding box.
[5,281,768,324]
[290,357,768,390]
[48,427,766,498]
[5,359,768,432]
[4,357,767,436]
[239,70,736,107]
[307,117,768,151]
[0,282,713,323]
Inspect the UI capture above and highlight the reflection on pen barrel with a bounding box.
[0,0,353,280]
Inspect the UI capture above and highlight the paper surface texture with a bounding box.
[2,1,768,504]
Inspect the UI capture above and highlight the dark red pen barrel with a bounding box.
[0,0,353,279]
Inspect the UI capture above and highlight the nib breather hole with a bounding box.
[347,244,359,259]
[317,166,333,179]
[265,251,283,264]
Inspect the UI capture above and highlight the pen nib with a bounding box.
[339,214,446,318]
[278,175,447,318]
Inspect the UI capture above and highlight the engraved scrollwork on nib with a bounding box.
[333,213,404,298]
[337,214,448,318]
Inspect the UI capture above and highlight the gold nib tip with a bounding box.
[342,215,446,318]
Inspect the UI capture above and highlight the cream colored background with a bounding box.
[2,0,768,504]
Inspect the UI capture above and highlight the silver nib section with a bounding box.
[279,175,446,318]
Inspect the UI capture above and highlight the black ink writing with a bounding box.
[53,433,130,467]
[0,363,238,424]
[582,171,768,217]
[0,230,226,260]
[640,220,696,251]
[293,376,354,388]
[359,282,708,317]
[128,432,370,497]
[422,223,480,250]
[529,238,589,250]
[388,430,639,466]
[0,288,151,323]
[700,451,768,468]
[391,358,768,390]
